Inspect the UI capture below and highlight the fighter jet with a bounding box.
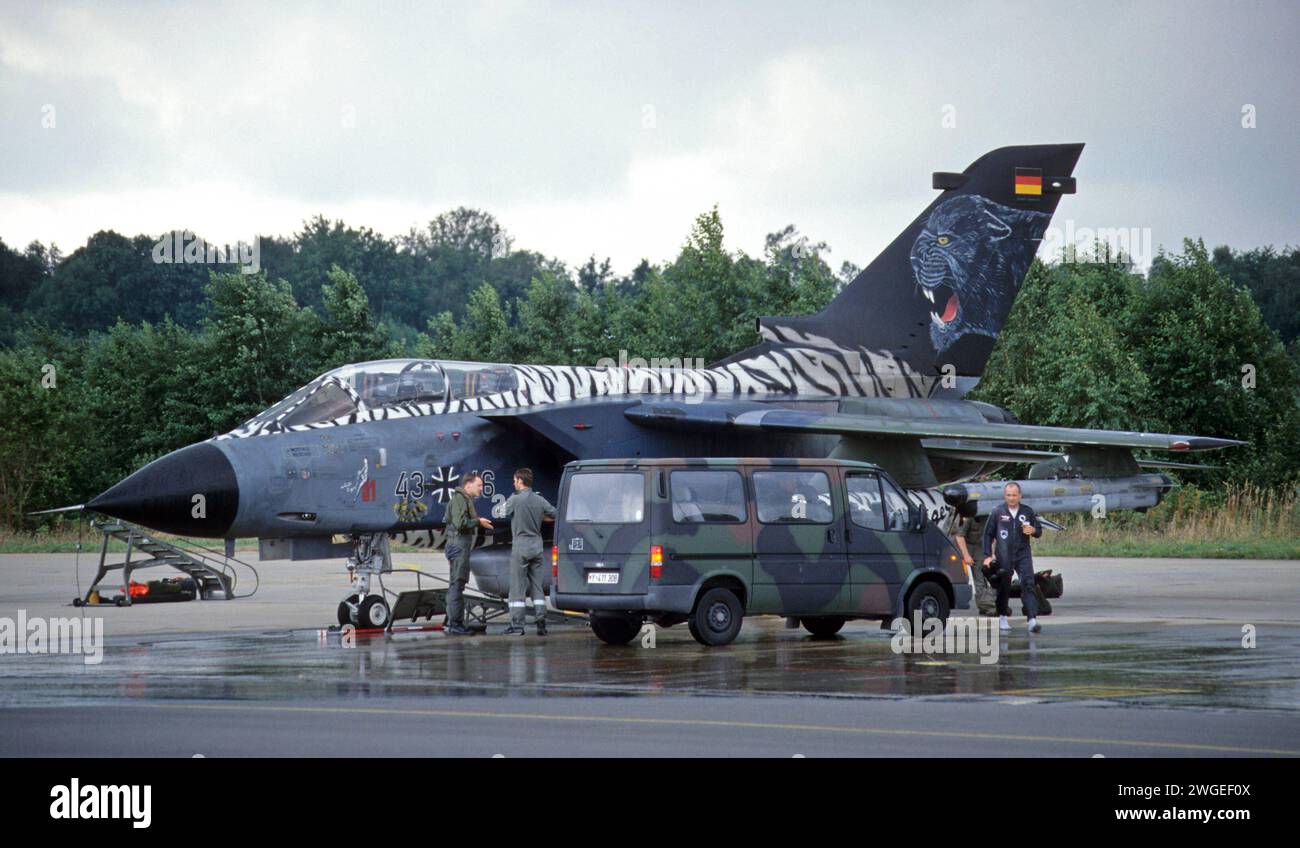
[85,144,1243,627]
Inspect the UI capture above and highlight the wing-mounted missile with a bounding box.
[942,473,1174,518]
[942,447,1179,517]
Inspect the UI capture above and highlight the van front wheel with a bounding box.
[689,588,743,647]
[590,613,641,645]
[905,582,950,626]
[802,616,846,638]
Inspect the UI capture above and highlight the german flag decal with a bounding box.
[1014,167,1043,197]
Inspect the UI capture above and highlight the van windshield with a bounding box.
[566,473,645,523]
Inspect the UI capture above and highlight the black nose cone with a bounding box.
[89,442,238,537]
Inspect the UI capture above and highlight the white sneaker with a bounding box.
[1028,618,1041,633]
[998,616,1011,632]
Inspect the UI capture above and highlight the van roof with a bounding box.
[563,457,885,471]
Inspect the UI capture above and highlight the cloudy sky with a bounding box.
[1,0,1296,274]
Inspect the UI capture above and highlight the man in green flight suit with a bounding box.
[952,512,997,616]
[444,471,493,636]
[501,467,556,636]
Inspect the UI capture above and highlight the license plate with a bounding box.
[586,572,619,585]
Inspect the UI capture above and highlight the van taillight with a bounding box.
[650,545,663,580]
[552,545,558,579]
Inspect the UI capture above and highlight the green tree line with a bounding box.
[974,241,1300,489]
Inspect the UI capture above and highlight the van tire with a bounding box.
[689,588,743,646]
[905,581,950,626]
[590,613,641,645]
[802,616,846,638]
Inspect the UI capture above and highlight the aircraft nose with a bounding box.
[88,442,239,537]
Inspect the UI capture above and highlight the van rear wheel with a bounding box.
[802,616,846,638]
[589,613,641,645]
[689,588,743,647]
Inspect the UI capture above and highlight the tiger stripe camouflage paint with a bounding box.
[217,342,932,441]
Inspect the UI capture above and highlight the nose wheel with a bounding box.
[356,595,390,629]
[337,593,391,629]
[337,593,360,626]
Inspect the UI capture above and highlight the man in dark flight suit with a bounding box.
[982,482,1043,634]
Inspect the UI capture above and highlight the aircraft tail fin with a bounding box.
[720,144,1083,392]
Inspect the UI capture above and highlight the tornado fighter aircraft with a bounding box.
[86,144,1244,627]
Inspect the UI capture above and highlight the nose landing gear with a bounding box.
[338,534,393,630]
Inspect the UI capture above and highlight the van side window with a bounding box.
[845,473,885,531]
[670,470,746,523]
[880,477,912,531]
[753,471,833,524]
[565,473,645,523]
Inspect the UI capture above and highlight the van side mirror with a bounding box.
[909,504,925,532]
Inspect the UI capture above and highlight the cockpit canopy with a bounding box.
[238,359,519,433]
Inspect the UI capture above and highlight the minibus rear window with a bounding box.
[565,473,645,523]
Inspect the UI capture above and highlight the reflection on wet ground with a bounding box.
[2,616,1296,713]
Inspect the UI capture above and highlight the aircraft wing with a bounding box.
[623,401,1245,452]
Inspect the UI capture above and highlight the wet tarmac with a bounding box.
[1,615,1297,711]
[1,554,1298,756]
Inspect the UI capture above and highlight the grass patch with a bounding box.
[1036,484,1300,559]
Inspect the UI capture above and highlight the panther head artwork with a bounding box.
[909,195,1050,353]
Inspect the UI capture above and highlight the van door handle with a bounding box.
[826,528,837,544]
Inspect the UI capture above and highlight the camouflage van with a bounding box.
[551,458,971,646]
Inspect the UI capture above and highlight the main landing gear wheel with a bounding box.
[356,595,391,629]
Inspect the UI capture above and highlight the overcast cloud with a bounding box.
[1,0,1296,274]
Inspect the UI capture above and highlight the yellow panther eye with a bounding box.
[936,236,950,246]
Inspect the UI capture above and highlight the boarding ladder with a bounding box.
[79,519,257,605]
